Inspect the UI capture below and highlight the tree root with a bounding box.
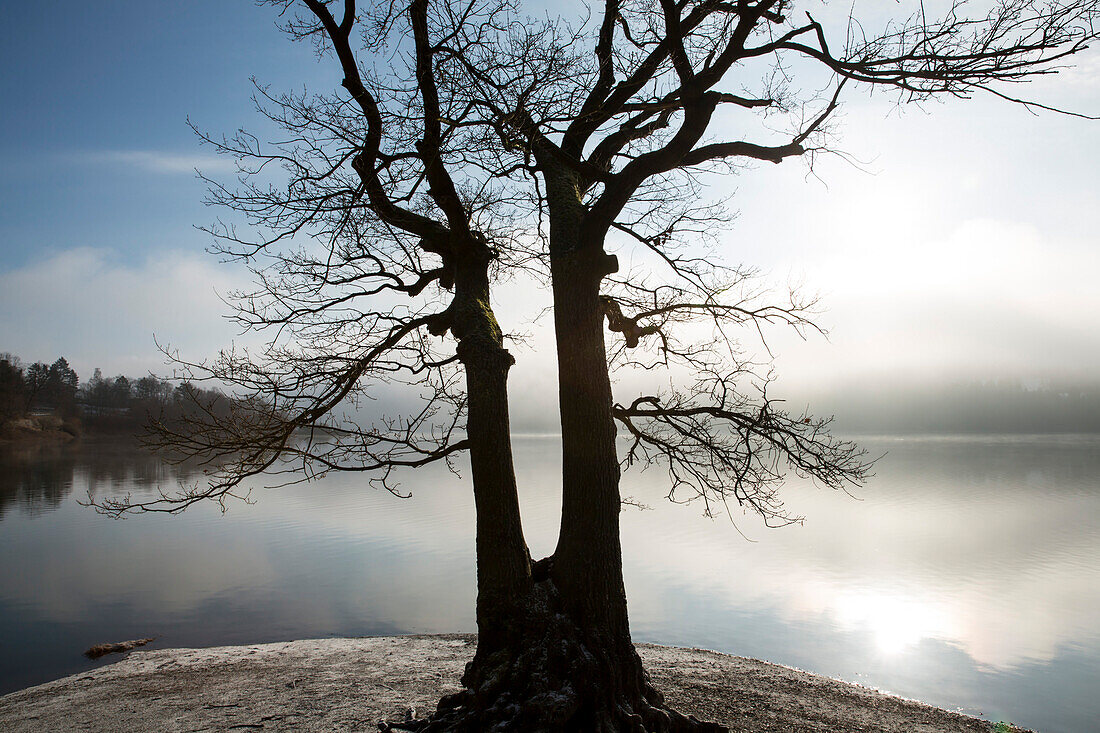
[378,581,726,733]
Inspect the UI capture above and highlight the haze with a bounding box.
[2,1,1098,432]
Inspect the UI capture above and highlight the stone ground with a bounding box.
[0,635,1030,732]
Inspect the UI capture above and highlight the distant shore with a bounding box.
[0,415,79,444]
[0,635,1029,732]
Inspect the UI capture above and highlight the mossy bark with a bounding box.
[450,255,532,641]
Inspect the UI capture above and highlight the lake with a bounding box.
[1,434,1098,732]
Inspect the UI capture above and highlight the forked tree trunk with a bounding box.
[389,211,724,733]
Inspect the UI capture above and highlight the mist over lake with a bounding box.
[2,433,1097,733]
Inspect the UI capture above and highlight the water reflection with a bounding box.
[619,436,1100,674]
[0,439,203,520]
[0,443,78,518]
[0,435,1097,733]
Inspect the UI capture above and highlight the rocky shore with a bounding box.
[0,635,1031,732]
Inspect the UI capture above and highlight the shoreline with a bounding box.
[0,635,1029,732]
[0,414,79,444]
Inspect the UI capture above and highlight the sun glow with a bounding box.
[834,591,955,656]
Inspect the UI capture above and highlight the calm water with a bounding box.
[1,434,1098,732]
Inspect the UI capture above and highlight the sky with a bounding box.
[1,1,1098,415]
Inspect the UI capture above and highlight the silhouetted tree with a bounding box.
[0,355,26,424]
[80,363,118,411]
[82,368,108,409]
[97,1,1099,730]
[133,376,172,404]
[45,358,79,414]
[109,375,132,408]
[24,362,50,409]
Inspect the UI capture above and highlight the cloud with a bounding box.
[766,215,1100,389]
[85,150,236,175]
[0,246,252,379]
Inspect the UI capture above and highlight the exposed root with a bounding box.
[379,580,726,732]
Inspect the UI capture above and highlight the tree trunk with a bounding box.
[385,204,724,733]
[462,342,531,646]
[550,246,628,636]
[541,238,724,732]
[542,176,628,635]
[451,258,532,645]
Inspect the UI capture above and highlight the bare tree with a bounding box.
[97,1,1098,730]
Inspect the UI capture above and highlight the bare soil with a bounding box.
[0,635,1029,732]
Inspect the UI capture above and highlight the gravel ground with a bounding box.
[0,635,1029,732]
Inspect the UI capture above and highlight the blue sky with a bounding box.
[0,1,302,266]
[1,1,1098,402]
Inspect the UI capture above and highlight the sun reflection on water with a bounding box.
[832,591,954,656]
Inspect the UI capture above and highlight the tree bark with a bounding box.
[548,242,639,664]
[462,345,531,642]
[451,257,532,646]
[539,163,633,655]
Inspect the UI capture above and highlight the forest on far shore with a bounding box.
[6,351,1100,440]
[0,352,228,439]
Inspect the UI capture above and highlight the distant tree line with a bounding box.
[6,351,1100,437]
[0,352,231,435]
[81,368,173,414]
[1,354,79,422]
